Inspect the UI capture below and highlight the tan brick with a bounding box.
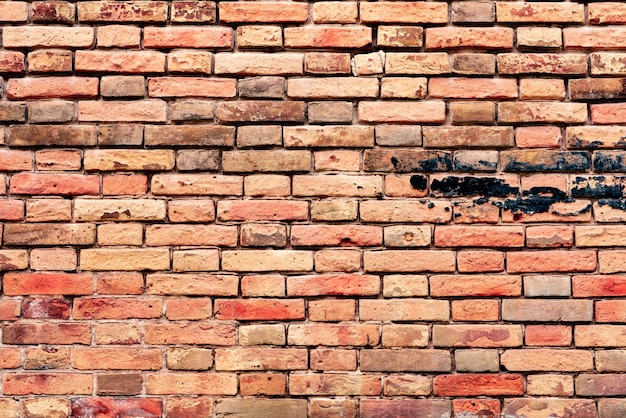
[517,27,562,48]
[3,27,93,48]
[222,250,313,272]
[452,1,494,23]
[76,50,165,73]
[78,100,166,122]
[433,325,523,347]
[502,299,593,322]
[289,373,380,396]
[152,174,242,196]
[381,77,427,99]
[168,50,212,74]
[386,53,451,74]
[288,77,378,99]
[527,375,574,396]
[237,26,282,49]
[360,2,447,23]
[97,25,141,48]
[382,324,429,347]
[501,349,592,372]
[146,373,237,395]
[81,249,170,271]
[144,26,232,49]
[497,2,583,22]
[520,78,565,100]
[360,299,450,321]
[498,53,587,75]
[215,399,306,418]
[284,126,373,148]
[222,150,310,172]
[360,349,451,372]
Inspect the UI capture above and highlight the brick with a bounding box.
[0,150,31,171]
[222,150,309,173]
[100,76,145,97]
[98,124,143,146]
[570,78,626,101]
[573,275,626,297]
[308,101,353,123]
[77,1,167,22]
[455,349,499,372]
[452,53,496,74]
[80,248,170,271]
[0,400,19,418]
[384,375,430,396]
[285,27,371,48]
[577,225,626,246]
[103,174,148,196]
[74,297,161,320]
[380,77,426,99]
[238,76,284,98]
[600,250,626,273]
[95,272,143,295]
[429,77,517,99]
[72,399,160,417]
[6,77,98,99]
[564,27,626,49]
[291,225,380,247]
[453,400,501,418]
[172,250,220,272]
[215,399,306,418]
[310,348,356,371]
[501,349,592,372]
[309,299,355,322]
[166,298,212,320]
[311,200,358,222]
[145,323,235,345]
[241,275,285,297]
[361,200,452,223]
[172,1,216,23]
[146,224,236,246]
[240,373,286,395]
[527,375,575,396]
[26,199,71,222]
[503,399,595,418]
[95,322,141,345]
[315,150,360,172]
[152,174,242,196]
[84,150,174,172]
[358,101,446,123]
[431,274,521,297]
[360,299,449,321]
[383,225,430,247]
[148,77,235,98]
[497,2,583,22]
[426,27,513,49]
[8,125,96,147]
[146,373,237,395]
[22,398,70,418]
[499,102,587,123]
[287,274,378,296]
[239,324,285,346]
[3,323,90,344]
[97,223,142,246]
[29,100,74,123]
[146,125,233,147]
[385,52,451,74]
[4,223,95,246]
[285,126,373,148]
[524,275,571,297]
[305,52,351,74]
[0,51,25,73]
[577,374,626,396]
[434,374,524,397]
[216,348,306,370]
[34,149,81,171]
[361,349,450,372]
[71,347,161,370]
[596,350,626,372]
[384,175,428,198]
[433,324,523,347]
[4,272,91,295]
[224,250,311,272]
[498,53,586,75]
[0,103,26,122]
[592,103,626,124]
[517,126,561,148]
[288,77,378,99]
[435,225,524,247]
[144,26,232,49]
[294,174,382,197]
[520,78,565,101]
[0,200,24,221]
[0,1,28,22]
[502,299,592,322]
[458,251,505,272]
[590,3,626,24]
[361,400,451,418]
[360,2,447,23]
[236,25,282,49]
[517,27,562,49]
[78,100,166,122]
[452,1,494,23]
[288,323,377,346]
[376,126,422,148]
[450,102,496,125]
[26,49,72,73]
[22,297,70,319]
[315,250,360,272]
[377,26,423,48]
[364,250,455,273]
[146,273,237,296]
[508,251,596,273]
[97,25,141,48]
[290,373,380,396]
[3,27,93,48]
[216,101,305,123]
[591,53,626,76]
[4,373,92,395]
[167,51,212,74]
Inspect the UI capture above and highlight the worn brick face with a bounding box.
[0,1,624,413]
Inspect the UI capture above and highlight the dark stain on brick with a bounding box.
[409,175,428,190]
[568,135,603,149]
[497,187,578,215]
[431,176,519,198]
[571,175,624,198]
[594,151,626,172]
[503,151,590,172]
[598,199,626,211]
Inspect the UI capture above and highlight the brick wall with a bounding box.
[1,1,626,417]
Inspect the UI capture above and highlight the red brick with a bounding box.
[291,225,381,247]
[7,77,98,100]
[145,323,235,345]
[507,251,596,273]
[452,300,500,322]
[10,173,99,196]
[4,373,92,395]
[75,50,165,73]
[431,274,521,297]
[525,325,572,346]
[220,2,308,22]
[0,51,25,73]
[215,299,304,320]
[4,272,92,296]
[3,323,90,345]
[144,26,232,49]
[457,251,505,272]
[433,324,523,347]
[218,200,307,221]
[288,324,379,346]
[240,373,287,396]
[426,27,513,49]
[435,225,524,247]
[453,399,501,418]
[287,274,379,296]
[573,275,626,297]
[72,399,162,418]
[284,27,371,48]
[74,297,161,319]
[429,77,517,99]
[433,374,524,396]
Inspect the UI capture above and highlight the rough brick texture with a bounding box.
[0,0,624,416]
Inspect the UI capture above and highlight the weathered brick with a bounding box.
[215,399,306,418]
[361,400,451,418]
[3,27,94,48]
[434,374,524,396]
[290,373,380,396]
[4,373,92,395]
[497,2,583,22]
[386,52,451,74]
[499,102,587,123]
[215,299,304,320]
[520,78,565,100]
[144,26,232,49]
[433,324,523,347]
[452,1,494,23]
[222,150,310,172]
[0,51,25,73]
[498,53,586,74]
[360,299,450,321]
[216,101,305,123]
[358,101,446,123]
[361,349,450,372]
[152,174,242,196]
[216,348,306,370]
[97,25,141,48]
[378,26,423,48]
[146,373,237,395]
[426,27,513,49]
[77,1,168,22]
[3,323,90,345]
[564,27,626,49]
[503,399,596,418]
[285,27,371,48]
[80,248,170,271]
[590,53,626,76]
[360,2,447,23]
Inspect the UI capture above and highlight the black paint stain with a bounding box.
[409,175,427,190]
[431,176,519,198]
[497,187,574,215]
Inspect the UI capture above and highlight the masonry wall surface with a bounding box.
[1,1,626,417]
